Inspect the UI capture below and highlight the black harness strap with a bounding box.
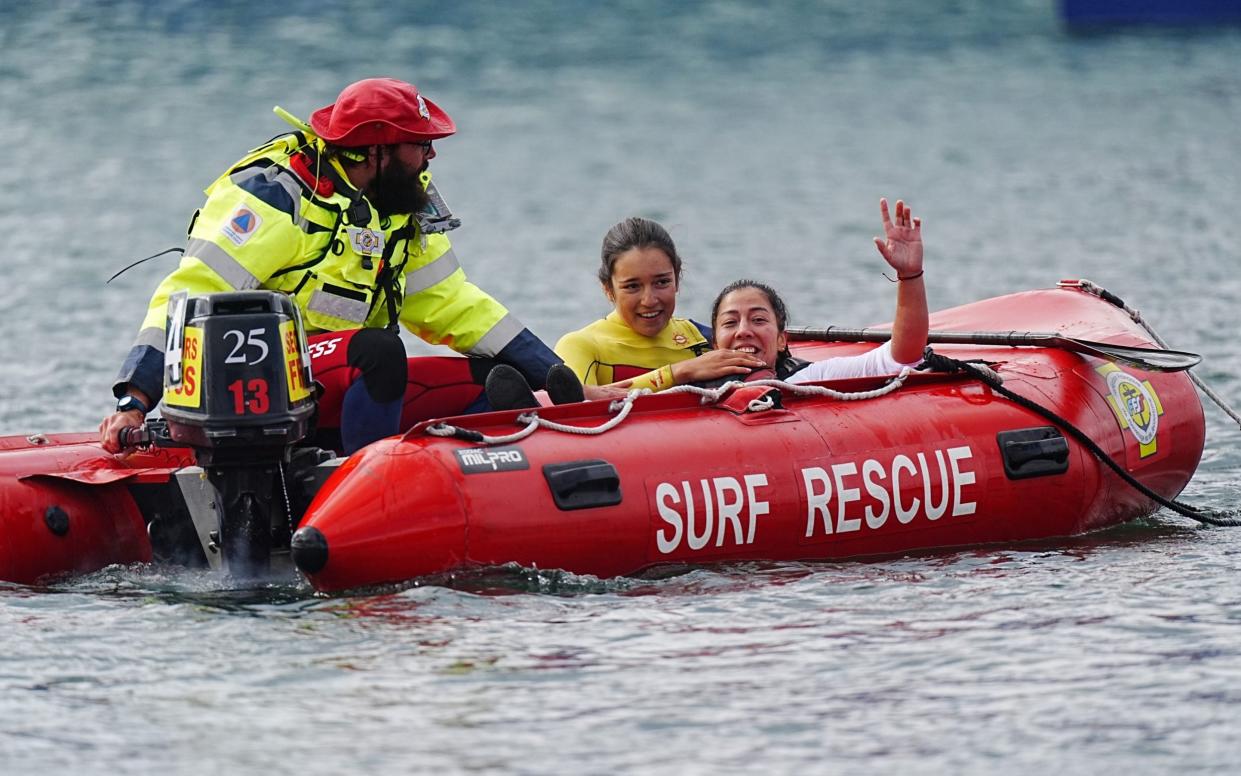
[267,146,367,282]
[369,222,418,331]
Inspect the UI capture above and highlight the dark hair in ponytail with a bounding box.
[598,217,682,288]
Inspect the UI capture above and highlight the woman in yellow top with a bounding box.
[554,217,765,391]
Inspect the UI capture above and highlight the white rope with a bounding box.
[660,367,918,405]
[425,389,649,445]
[522,389,644,435]
[426,414,540,445]
[747,395,777,412]
[423,369,924,447]
[1078,279,1241,430]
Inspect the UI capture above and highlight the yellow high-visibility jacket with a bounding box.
[114,133,554,402]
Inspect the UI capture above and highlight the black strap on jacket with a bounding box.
[298,145,371,227]
[266,145,373,282]
[370,222,418,331]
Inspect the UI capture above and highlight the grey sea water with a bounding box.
[3,2,1241,773]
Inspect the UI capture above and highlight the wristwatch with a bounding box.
[115,394,150,415]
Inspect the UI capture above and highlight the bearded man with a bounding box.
[100,77,612,454]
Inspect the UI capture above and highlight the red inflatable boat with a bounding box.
[0,283,1207,591]
[295,283,1205,591]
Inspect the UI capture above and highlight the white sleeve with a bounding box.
[786,341,917,384]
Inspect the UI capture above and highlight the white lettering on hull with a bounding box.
[802,445,976,539]
[654,445,977,556]
[657,474,770,555]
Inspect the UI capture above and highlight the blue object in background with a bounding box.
[1062,0,1241,25]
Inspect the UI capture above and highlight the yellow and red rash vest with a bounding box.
[114,133,553,402]
[554,312,712,392]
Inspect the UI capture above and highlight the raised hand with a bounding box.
[874,198,923,280]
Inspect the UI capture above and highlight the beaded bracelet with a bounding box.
[884,270,925,282]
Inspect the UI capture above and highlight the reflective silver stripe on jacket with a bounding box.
[307,288,369,324]
[404,248,461,294]
[186,239,261,290]
[469,313,524,356]
[132,326,166,352]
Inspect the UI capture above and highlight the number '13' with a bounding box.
[228,378,270,415]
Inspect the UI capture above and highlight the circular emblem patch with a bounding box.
[673,333,688,346]
[1106,370,1158,445]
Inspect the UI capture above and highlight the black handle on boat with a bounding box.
[784,326,1202,373]
[118,425,153,450]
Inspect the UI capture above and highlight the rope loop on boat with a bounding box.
[660,367,917,405]
[426,389,646,445]
[423,369,916,445]
[916,349,1002,383]
[521,389,643,436]
[747,394,777,413]
[426,415,540,445]
[928,349,1241,528]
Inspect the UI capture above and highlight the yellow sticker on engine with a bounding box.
[280,320,312,402]
[164,326,203,408]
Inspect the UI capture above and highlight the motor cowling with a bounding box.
[161,290,315,460]
[159,290,317,577]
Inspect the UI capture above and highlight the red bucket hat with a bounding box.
[310,77,456,147]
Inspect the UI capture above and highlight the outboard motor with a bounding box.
[160,290,316,578]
